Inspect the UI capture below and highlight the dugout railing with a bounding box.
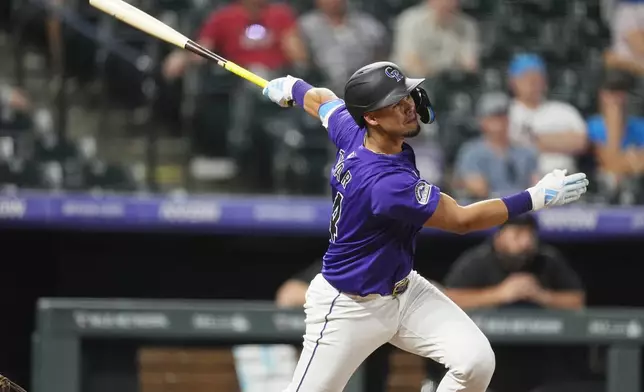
[32,298,644,392]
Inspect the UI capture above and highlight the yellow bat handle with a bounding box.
[224,61,268,88]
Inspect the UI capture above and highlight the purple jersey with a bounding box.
[319,99,442,296]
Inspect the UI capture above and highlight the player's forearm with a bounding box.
[426,192,526,234]
[445,287,505,310]
[456,199,511,233]
[300,85,338,119]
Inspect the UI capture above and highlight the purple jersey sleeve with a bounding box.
[319,99,362,150]
[371,171,442,227]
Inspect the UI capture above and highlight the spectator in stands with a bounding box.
[0,84,31,132]
[162,0,308,80]
[391,0,479,78]
[443,214,585,310]
[298,0,388,95]
[507,54,588,176]
[605,0,644,77]
[276,259,447,392]
[453,92,539,200]
[587,69,644,203]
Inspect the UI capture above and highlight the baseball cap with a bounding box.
[476,91,510,118]
[508,53,546,78]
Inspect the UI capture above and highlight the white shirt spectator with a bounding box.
[611,1,644,64]
[392,2,479,77]
[509,100,587,175]
[299,9,387,94]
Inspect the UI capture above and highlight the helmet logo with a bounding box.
[384,66,403,82]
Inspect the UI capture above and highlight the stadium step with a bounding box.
[98,136,190,190]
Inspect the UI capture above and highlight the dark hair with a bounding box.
[601,69,635,92]
[501,213,539,231]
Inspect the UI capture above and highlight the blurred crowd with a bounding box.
[1,0,644,201]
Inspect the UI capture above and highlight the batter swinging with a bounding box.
[262,62,588,392]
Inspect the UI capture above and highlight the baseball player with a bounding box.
[262,61,588,392]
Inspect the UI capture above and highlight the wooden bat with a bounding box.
[89,0,269,88]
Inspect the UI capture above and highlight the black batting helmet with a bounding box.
[343,61,436,126]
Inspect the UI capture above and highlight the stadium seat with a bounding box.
[263,111,328,195]
[32,131,79,163]
[480,68,505,92]
[548,67,581,103]
[437,112,479,168]
[0,104,33,135]
[529,0,569,18]
[428,71,481,117]
[80,160,135,191]
[460,0,498,18]
[39,160,64,190]
[188,66,238,157]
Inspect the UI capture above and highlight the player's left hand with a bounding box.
[527,169,589,211]
[262,75,299,107]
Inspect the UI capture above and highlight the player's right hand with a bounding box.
[262,75,299,107]
[527,169,589,211]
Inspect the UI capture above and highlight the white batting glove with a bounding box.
[527,169,589,211]
[262,75,300,107]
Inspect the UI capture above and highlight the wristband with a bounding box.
[501,190,533,218]
[292,80,314,107]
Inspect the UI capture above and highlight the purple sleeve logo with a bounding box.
[384,66,404,82]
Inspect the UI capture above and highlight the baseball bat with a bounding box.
[88,0,269,88]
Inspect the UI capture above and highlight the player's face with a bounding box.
[365,95,421,138]
[480,114,509,139]
[512,71,546,102]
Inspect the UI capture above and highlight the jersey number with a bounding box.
[330,192,344,242]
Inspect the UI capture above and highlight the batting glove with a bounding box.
[527,169,589,211]
[262,75,300,107]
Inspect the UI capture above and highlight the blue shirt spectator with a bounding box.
[453,92,539,200]
[587,115,644,149]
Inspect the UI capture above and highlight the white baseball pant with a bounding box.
[283,270,495,392]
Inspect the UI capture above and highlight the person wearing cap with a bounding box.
[587,69,644,202]
[391,0,479,77]
[261,60,588,392]
[453,91,540,200]
[507,53,588,176]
